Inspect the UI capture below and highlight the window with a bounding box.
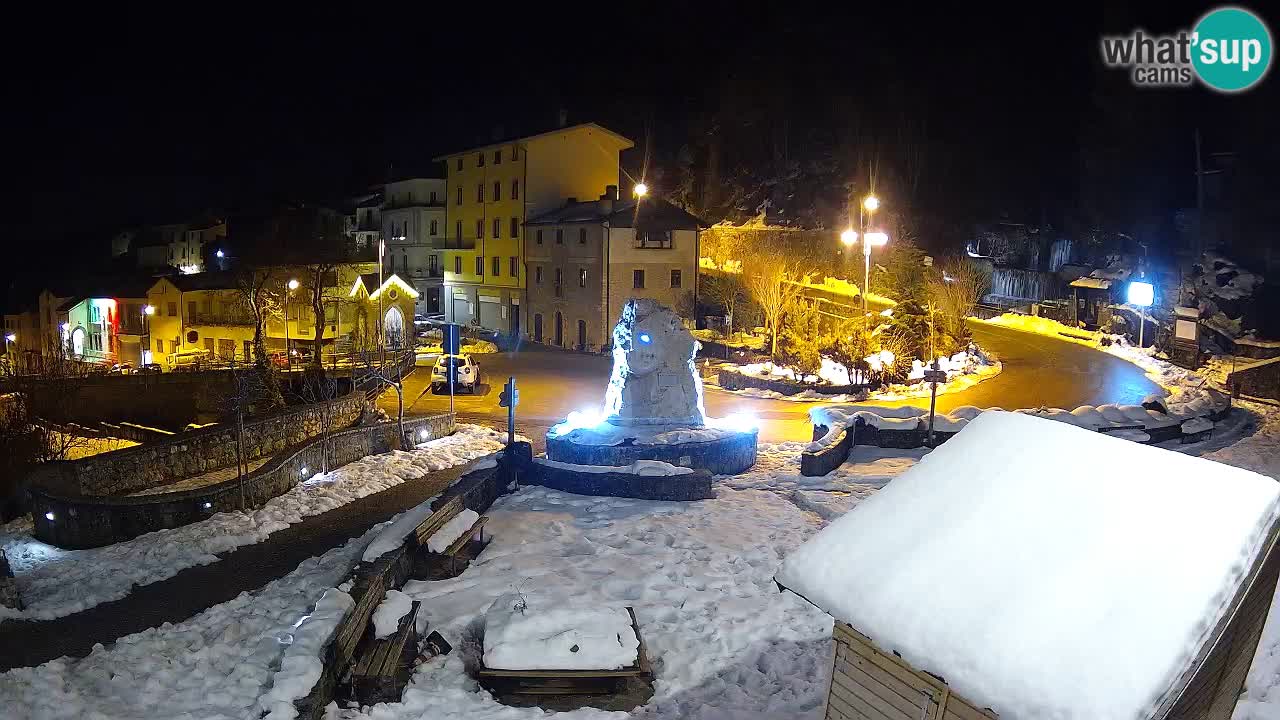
[579,268,587,288]
[493,150,501,165]
[579,228,587,244]
[476,256,484,276]
[492,256,500,276]
[477,184,484,203]
[511,145,519,162]
[456,187,462,205]
[511,179,519,200]
[536,229,544,245]
[475,219,483,239]
[477,152,485,167]
[430,219,438,235]
[510,217,519,238]
[456,157,463,171]
[155,338,163,353]
[554,268,562,293]
[455,221,463,242]
[493,218,501,239]
[243,340,252,360]
[166,301,177,317]
[535,265,543,284]
[555,229,563,244]
[430,191,437,204]
[633,269,646,289]
[493,181,501,201]
[670,269,683,288]
[635,230,673,249]
[453,255,462,274]
[510,256,518,277]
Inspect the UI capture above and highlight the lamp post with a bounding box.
[634,182,649,198]
[856,195,882,319]
[286,278,299,371]
[142,305,155,365]
[378,238,386,368]
[862,231,889,324]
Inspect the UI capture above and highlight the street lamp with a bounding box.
[215,249,225,258]
[286,279,299,370]
[634,182,649,198]
[863,195,880,212]
[862,231,889,323]
[1127,280,1154,348]
[840,229,858,248]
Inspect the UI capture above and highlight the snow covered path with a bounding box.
[1,424,506,622]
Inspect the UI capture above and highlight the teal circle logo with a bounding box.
[1192,7,1272,92]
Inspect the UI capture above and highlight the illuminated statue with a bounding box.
[603,298,706,426]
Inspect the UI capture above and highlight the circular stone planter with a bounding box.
[545,426,758,476]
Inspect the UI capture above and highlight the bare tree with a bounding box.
[234,267,286,410]
[927,257,988,349]
[742,243,810,360]
[700,272,745,333]
[222,357,270,505]
[295,368,341,473]
[357,347,408,450]
[300,262,341,367]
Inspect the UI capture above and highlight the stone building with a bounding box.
[524,190,701,351]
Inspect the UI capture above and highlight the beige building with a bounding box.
[381,178,447,316]
[432,123,633,338]
[524,190,701,351]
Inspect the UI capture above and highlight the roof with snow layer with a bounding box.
[776,410,1280,720]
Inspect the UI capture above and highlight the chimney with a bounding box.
[598,188,616,215]
[558,109,568,128]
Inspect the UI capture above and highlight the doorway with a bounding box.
[554,312,563,347]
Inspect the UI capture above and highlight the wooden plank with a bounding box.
[414,495,462,544]
[836,643,936,713]
[826,683,878,720]
[830,665,916,720]
[834,654,931,718]
[443,516,489,556]
[837,627,947,695]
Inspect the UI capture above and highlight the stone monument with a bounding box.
[603,298,706,426]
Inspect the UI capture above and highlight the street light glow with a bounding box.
[863,195,881,211]
[634,182,649,198]
[840,229,858,247]
[4,333,15,342]
[288,279,300,290]
[143,305,155,315]
[1127,281,1154,307]
[865,231,889,247]
[215,249,225,258]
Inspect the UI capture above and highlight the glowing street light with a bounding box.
[840,229,858,248]
[215,249,225,258]
[4,333,15,343]
[863,195,881,212]
[633,182,649,198]
[861,231,889,323]
[287,279,300,291]
[143,305,156,315]
[1128,280,1155,348]
[285,279,299,370]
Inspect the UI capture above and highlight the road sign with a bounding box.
[923,370,947,384]
[498,387,520,408]
[923,255,933,267]
[442,323,461,355]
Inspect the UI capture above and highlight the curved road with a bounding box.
[390,321,1161,447]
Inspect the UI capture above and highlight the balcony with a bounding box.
[118,319,147,336]
[411,267,445,280]
[383,198,446,211]
[191,310,256,327]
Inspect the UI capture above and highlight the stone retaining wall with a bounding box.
[545,429,758,475]
[717,368,874,396]
[1228,357,1280,401]
[0,551,20,612]
[526,463,714,501]
[28,392,367,498]
[28,413,455,549]
[799,427,853,477]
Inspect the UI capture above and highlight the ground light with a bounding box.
[419,429,429,440]
[4,333,14,342]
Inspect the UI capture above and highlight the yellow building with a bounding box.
[433,123,633,338]
[142,264,414,370]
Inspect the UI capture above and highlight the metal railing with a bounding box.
[190,310,257,327]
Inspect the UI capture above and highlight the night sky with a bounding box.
[4,2,1272,309]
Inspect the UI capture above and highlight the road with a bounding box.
[384,321,1162,449]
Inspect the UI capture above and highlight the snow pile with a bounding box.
[426,509,480,553]
[975,312,1097,339]
[482,593,639,671]
[372,589,415,639]
[807,405,986,450]
[778,411,1280,720]
[1,424,507,620]
[260,588,353,720]
[362,498,439,563]
[0,527,373,719]
[535,457,695,476]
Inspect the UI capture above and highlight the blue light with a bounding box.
[638,333,651,344]
[1127,281,1154,307]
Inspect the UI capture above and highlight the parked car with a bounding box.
[170,349,209,372]
[108,362,133,375]
[431,354,480,393]
[138,363,163,374]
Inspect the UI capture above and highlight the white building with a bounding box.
[166,220,226,274]
[382,178,447,316]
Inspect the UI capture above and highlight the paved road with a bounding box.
[395,322,1162,448]
[0,465,465,671]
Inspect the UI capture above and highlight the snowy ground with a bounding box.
[0,424,508,621]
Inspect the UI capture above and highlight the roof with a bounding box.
[165,271,239,292]
[525,197,704,231]
[432,123,634,160]
[776,411,1280,719]
[1069,276,1112,290]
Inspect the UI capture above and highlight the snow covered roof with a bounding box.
[1070,276,1112,290]
[776,411,1280,720]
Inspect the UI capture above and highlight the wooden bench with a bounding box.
[350,600,422,706]
[412,499,490,580]
[477,607,653,697]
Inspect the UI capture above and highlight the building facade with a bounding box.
[381,178,446,317]
[433,123,634,337]
[524,191,701,351]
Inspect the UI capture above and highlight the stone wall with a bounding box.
[545,430,758,475]
[29,392,367,498]
[526,462,714,501]
[28,413,455,549]
[1228,356,1280,400]
[799,428,853,477]
[12,370,240,428]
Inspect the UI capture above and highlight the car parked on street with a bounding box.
[431,354,480,393]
